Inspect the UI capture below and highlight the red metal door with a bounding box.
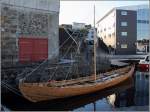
[19,38,48,63]
[32,38,48,61]
[19,38,32,62]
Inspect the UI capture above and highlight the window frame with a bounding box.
[121,11,127,15]
[121,44,128,48]
[121,21,127,26]
[121,32,127,36]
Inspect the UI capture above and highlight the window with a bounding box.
[121,11,127,15]
[121,22,127,26]
[109,34,111,38]
[121,32,127,36]
[89,41,94,45]
[113,12,115,17]
[147,21,149,24]
[121,44,127,48]
[113,23,115,27]
[137,20,149,24]
[112,32,115,36]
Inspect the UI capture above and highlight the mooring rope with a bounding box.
[49,40,77,81]
[2,80,19,92]
[2,81,23,97]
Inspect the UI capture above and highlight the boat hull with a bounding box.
[19,66,135,102]
[138,64,149,72]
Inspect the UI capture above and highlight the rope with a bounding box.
[48,40,76,81]
[63,27,78,47]
[49,66,58,80]
[48,28,82,81]
[22,59,47,81]
[22,27,82,82]
[2,81,19,92]
[54,38,84,81]
[22,29,73,81]
[64,42,80,81]
[2,81,23,97]
[3,80,19,91]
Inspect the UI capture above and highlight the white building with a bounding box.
[72,22,85,30]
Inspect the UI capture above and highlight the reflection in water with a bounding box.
[111,85,135,107]
[74,70,149,111]
[106,70,149,110]
[135,71,149,106]
[74,77,134,111]
[2,70,149,111]
[107,94,116,107]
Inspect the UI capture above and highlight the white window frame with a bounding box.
[121,32,127,36]
[121,44,128,48]
[121,11,127,15]
[121,22,127,26]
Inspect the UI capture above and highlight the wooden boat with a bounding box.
[19,6,135,103]
[19,65,135,102]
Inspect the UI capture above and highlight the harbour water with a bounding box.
[1,68,149,111]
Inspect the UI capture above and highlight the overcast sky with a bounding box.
[59,1,149,25]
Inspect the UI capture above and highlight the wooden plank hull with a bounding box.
[19,66,135,102]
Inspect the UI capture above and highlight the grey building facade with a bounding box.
[116,5,149,53]
[116,10,137,54]
[97,9,137,55]
[116,5,149,40]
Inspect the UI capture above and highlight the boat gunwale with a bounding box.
[21,66,133,88]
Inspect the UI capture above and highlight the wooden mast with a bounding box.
[93,4,96,80]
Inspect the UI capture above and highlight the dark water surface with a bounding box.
[2,68,149,111]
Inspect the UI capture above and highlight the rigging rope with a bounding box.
[2,81,23,97]
[64,47,79,81]
[22,29,74,81]
[48,27,82,81]
[22,27,82,82]
[3,80,19,91]
[63,27,78,47]
[48,40,77,81]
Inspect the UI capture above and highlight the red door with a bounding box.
[19,38,48,63]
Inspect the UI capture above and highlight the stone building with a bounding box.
[0,0,60,67]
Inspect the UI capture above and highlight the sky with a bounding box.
[59,1,149,25]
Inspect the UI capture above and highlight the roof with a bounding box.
[96,4,149,24]
[96,8,116,24]
[116,4,149,11]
